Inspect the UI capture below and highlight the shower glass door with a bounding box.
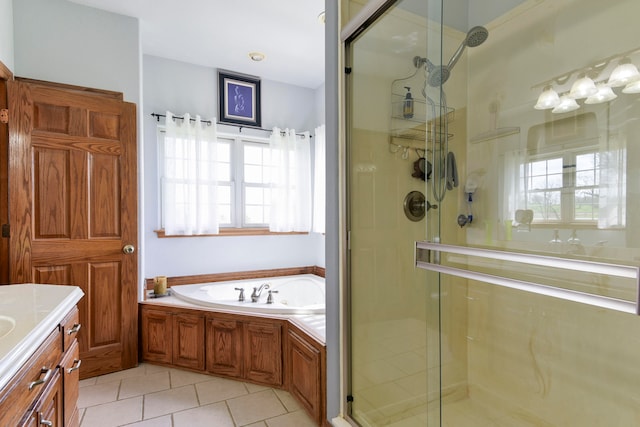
[345,0,443,425]
[345,0,640,426]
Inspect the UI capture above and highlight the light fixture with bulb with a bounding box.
[533,47,640,112]
[248,52,265,62]
[568,75,597,99]
[622,80,640,94]
[607,59,640,87]
[585,84,617,104]
[534,86,560,110]
[552,96,580,114]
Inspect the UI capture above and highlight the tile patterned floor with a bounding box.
[78,363,317,427]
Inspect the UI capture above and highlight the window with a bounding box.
[240,140,272,227]
[160,130,275,231]
[522,150,600,223]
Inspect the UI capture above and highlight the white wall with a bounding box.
[0,0,13,71]
[143,55,325,278]
[12,0,140,105]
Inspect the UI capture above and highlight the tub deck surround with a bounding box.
[142,292,326,344]
[0,284,84,391]
[143,265,326,290]
[170,274,326,315]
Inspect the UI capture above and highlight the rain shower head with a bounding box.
[428,66,451,87]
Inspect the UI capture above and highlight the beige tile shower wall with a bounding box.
[466,281,640,425]
[461,0,640,423]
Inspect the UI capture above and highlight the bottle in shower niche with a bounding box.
[403,86,414,118]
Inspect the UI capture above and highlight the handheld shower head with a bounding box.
[447,25,489,70]
[465,26,489,48]
[420,26,489,87]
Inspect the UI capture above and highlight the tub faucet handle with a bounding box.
[234,287,245,302]
[266,290,279,304]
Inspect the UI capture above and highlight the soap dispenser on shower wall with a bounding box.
[403,86,414,118]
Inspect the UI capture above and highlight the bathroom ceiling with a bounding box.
[67,0,326,89]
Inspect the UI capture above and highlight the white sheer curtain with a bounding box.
[598,135,626,228]
[502,149,527,222]
[312,125,326,233]
[269,128,311,232]
[162,112,219,235]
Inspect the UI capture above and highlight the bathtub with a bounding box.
[170,274,325,315]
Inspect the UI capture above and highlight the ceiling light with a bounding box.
[607,59,640,87]
[569,75,597,99]
[248,52,265,62]
[552,96,580,114]
[534,86,560,110]
[317,11,326,24]
[585,84,617,104]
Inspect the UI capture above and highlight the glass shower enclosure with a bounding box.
[343,0,640,426]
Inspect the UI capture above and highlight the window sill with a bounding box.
[154,228,308,238]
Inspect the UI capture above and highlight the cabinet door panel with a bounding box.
[61,340,81,427]
[140,308,172,364]
[206,318,243,378]
[172,313,205,370]
[244,322,282,386]
[288,330,322,423]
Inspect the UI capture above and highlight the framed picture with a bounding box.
[218,70,261,128]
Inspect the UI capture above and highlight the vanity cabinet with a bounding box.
[22,370,63,427]
[0,304,81,427]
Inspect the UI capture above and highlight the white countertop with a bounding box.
[0,284,84,391]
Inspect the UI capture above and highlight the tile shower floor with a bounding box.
[78,363,316,427]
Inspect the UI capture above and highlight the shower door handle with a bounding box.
[415,241,640,315]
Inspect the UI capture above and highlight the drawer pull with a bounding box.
[67,323,81,335]
[68,359,82,373]
[40,414,53,426]
[28,367,53,390]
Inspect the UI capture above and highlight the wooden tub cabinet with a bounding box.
[139,303,326,425]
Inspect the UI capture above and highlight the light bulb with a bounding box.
[552,96,580,114]
[585,84,617,104]
[534,86,560,110]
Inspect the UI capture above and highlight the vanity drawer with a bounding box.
[60,306,81,352]
[0,326,62,426]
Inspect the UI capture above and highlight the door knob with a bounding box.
[122,244,135,255]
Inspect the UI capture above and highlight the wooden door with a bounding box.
[0,61,12,284]
[8,78,138,378]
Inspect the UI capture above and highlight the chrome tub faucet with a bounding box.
[250,283,270,302]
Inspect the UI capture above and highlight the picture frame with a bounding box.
[218,70,261,128]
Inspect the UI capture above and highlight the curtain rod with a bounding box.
[150,113,311,138]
